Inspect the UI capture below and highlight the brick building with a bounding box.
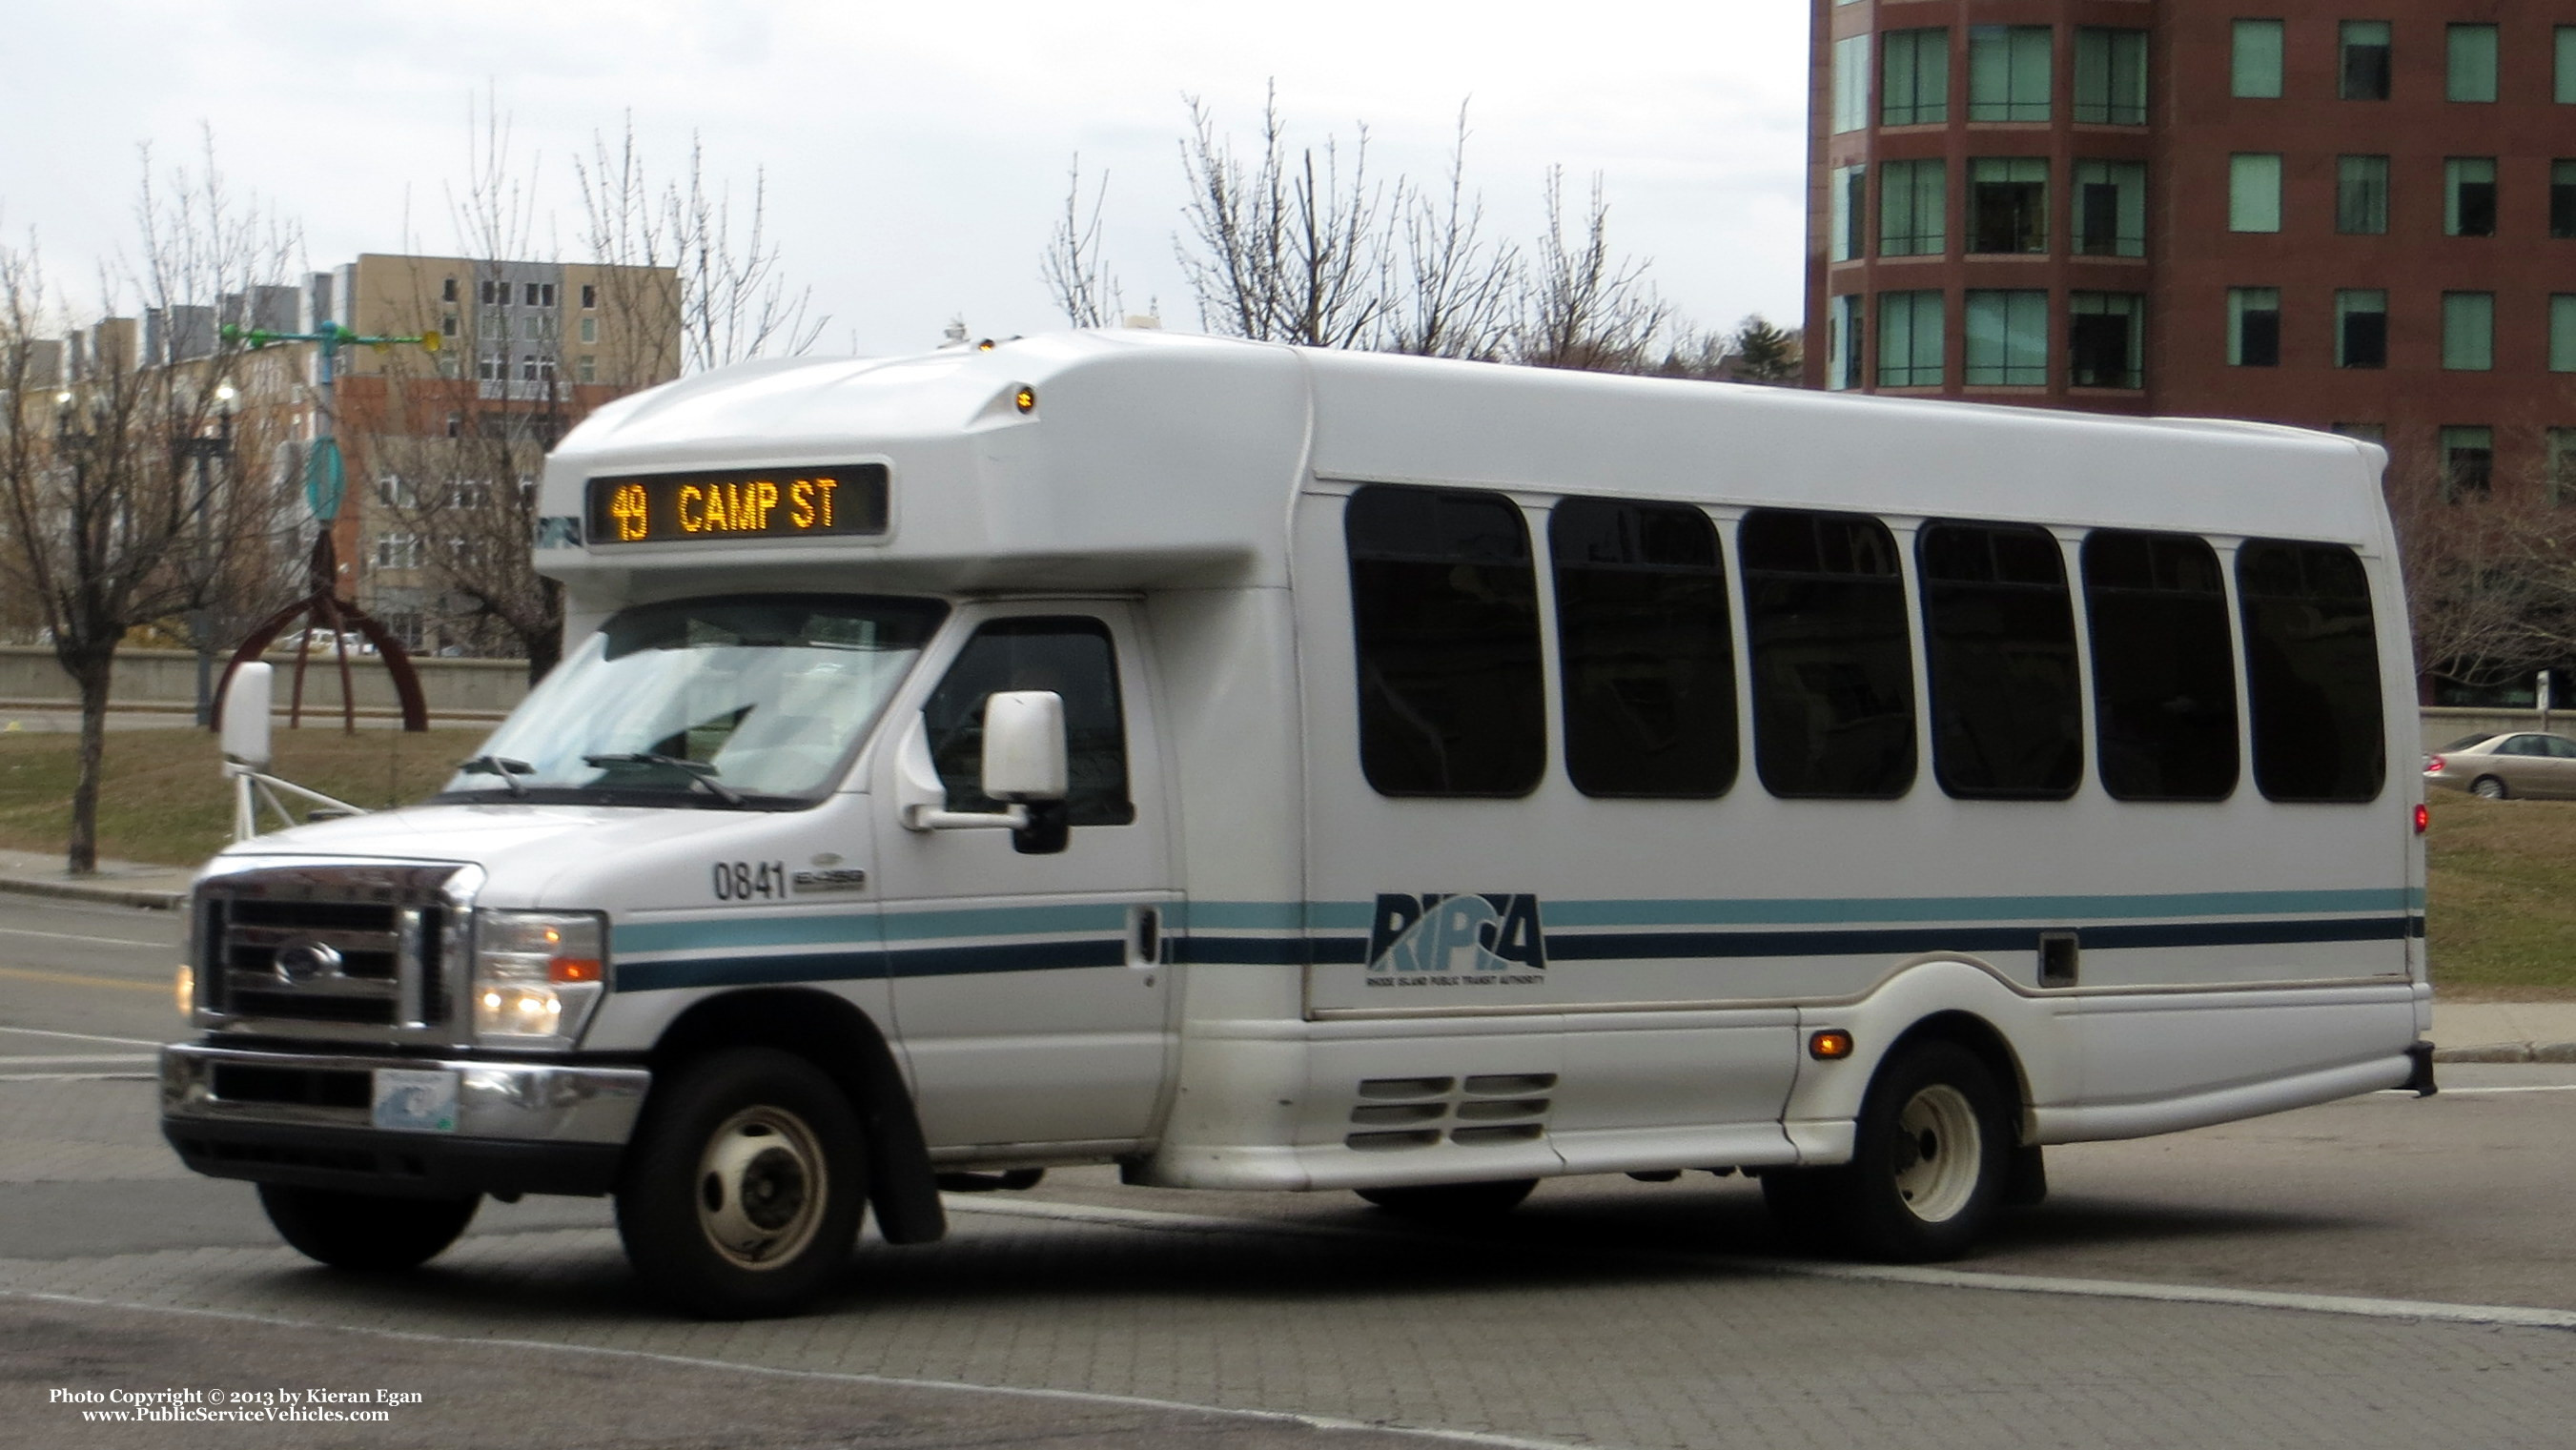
[1805,1,2576,508]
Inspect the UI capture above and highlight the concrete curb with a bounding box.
[0,875,186,910]
[2433,1042,2576,1065]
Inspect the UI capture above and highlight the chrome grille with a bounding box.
[194,862,474,1039]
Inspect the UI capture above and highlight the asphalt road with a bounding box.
[6,894,2576,1448]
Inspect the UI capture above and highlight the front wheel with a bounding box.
[616,1048,867,1318]
[257,1184,479,1270]
[1355,1178,1538,1221]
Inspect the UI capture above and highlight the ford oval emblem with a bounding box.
[272,938,344,983]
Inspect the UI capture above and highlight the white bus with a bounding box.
[162,331,2433,1317]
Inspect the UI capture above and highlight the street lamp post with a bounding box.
[176,380,236,725]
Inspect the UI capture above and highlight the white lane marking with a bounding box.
[0,1026,167,1047]
[0,1291,1589,1450]
[951,1197,2576,1334]
[0,1072,154,1083]
[2427,1084,2576,1095]
[0,1054,155,1067]
[0,925,166,949]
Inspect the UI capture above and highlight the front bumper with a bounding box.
[160,1043,651,1198]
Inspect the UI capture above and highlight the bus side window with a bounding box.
[1549,497,1737,798]
[1918,521,2082,800]
[1345,485,1546,797]
[1740,509,1917,799]
[2238,540,2386,802]
[921,618,1136,826]
[2080,531,2239,802]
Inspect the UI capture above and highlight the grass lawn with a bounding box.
[2,727,2567,997]
[0,725,491,870]
[2424,794,2576,999]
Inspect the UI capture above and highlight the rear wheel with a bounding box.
[257,1184,479,1270]
[2472,775,2508,800]
[616,1048,866,1318]
[1760,1040,2012,1263]
[1355,1178,1538,1222]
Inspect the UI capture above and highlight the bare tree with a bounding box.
[1041,155,1123,329]
[1513,168,1668,373]
[1378,107,1519,360]
[1175,85,1390,348]
[0,143,298,872]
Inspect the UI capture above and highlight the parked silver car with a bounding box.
[2423,731,2576,799]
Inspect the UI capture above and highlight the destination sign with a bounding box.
[584,464,889,546]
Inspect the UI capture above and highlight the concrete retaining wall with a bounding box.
[0,644,528,722]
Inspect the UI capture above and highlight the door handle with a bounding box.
[1129,906,1162,968]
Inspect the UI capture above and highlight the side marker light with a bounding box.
[2414,804,2429,835]
[1809,1030,1854,1061]
[1014,387,1036,414]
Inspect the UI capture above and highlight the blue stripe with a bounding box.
[620,950,882,992]
[1537,888,2413,929]
[1543,916,2410,962]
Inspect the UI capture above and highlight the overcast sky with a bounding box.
[2,1,1811,357]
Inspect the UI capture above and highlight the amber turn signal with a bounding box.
[1014,387,1036,414]
[1809,1029,1854,1061]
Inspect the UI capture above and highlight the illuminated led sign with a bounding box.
[584,465,889,545]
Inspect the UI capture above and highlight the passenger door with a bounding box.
[869,603,1178,1152]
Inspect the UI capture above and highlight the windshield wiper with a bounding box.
[457,755,535,797]
[581,752,746,806]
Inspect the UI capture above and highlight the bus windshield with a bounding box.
[435,594,948,807]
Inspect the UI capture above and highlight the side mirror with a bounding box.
[981,691,1068,802]
[220,663,273,769]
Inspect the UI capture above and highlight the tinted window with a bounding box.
[922,618,1135,826]
[1346,486,1546,797]
[1741,510,1917,799]
[2440,732,2501,752]
[1919,522,2082,799]
[1550,498,1737,798]
[2082,532,2239,801]
[2238,541,2386,802]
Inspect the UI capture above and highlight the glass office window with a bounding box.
[2443,293,2494,371]
[2562,28,2576,104]
[1877,290,1945,388]
[2069,293,2144,389]
[1550,498,1736,799]
[1965,290,2050,385]
[1831,165,1866,262]
[2552,161,2576,238]
[2230,153,2282,232]
[1917,521,2081,800]
[2073,160,2147,255]
[2238,541,2385,803]
[2082,531,2239,802]
[1345,486,1545,797]
[2552,295,2576,373]
[2446,158,2497,236]
[1882,29,1950,126]
[1969,158,2049,253]
[2441,425,2493,498]
[2234,20,2285,98]
[1833,34,1871,134]
[2229,288,2282,366]
[1880,159,1947,256]
[2075,29,2148,124]
[2549,428,2576,505]
[1970,26,2054,122]
[2448,24,2499,103]
[2341,21,2393,100]
[2337,155,2390,235]
[1741,510,1916,799]
[2336,290,2388,368]
[1826,294,1862,391]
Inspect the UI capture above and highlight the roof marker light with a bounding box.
[1014,387,1036,414]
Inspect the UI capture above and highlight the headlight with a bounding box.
[473,909,607,1048]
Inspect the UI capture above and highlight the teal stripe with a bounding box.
[1524,889,2412,927]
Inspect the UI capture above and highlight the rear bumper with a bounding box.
[160,1043,650,1198]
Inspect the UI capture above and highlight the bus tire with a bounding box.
[257,1184,479,1270]
[1355,1178,1538,1221]
[616,1048,866,1319]
[1832,1040,2013,1262]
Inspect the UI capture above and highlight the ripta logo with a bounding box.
[1366,893,1547,979]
